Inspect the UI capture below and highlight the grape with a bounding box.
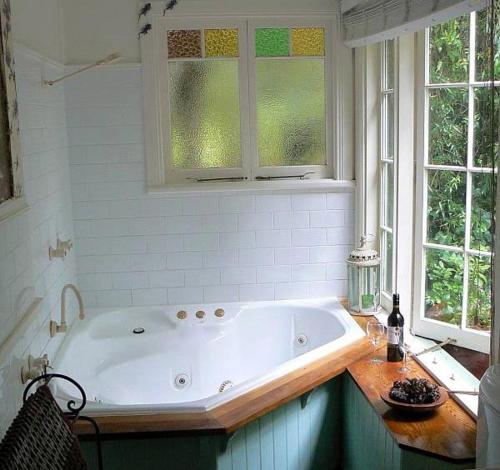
[389,378,441,404]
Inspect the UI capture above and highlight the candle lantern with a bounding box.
[347,236,381,315]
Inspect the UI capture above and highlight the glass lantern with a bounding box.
[347,236,381,315]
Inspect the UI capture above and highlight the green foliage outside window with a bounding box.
[425,11,498,331]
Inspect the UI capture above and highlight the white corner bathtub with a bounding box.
[52,298,364,415]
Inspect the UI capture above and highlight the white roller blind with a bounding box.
[342,0,487,47]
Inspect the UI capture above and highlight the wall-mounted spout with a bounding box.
[49,284,84,337]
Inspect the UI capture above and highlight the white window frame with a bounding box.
[379,39,397,311]
[356,34,414,318]
[141,12,348,191]
[413,12,497,353]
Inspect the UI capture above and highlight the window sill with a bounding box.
[0,197,28,225]
[375,310,480,418]
[147,179,355,196]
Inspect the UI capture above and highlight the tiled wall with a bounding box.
[0,46,76,435]
[67,66,355,308]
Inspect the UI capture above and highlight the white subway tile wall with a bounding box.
[0,47,77,435]
[66,66,355,309]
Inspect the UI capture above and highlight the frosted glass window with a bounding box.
[255,28,289,57]
[168,61,241,169]
[204,29,239,57]
[291,28,325,56]
[256,59,326,166]
[167,30,202,58]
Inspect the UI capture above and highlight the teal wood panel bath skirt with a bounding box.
[80,375,473,470]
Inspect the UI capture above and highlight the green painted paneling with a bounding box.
[80,374,474,470]
[342,374,473,470]
[80,378,342,470]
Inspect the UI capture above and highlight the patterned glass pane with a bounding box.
[471,173,495,251]
[256,59,325,166]
[167,30,202,58]
[291,28,324,56]
[169,61,241,169]
[426,170,466,247]
[255,28,289,57]
[428,88,468,166]
[204,29,239,57]
[424,248,464,326]
[467,254,492,331]
[429,14,469,83]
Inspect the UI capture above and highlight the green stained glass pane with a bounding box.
[255,28,289,57]
[424,248,464,326]
[168,61,241,169]
[256,59,325,166]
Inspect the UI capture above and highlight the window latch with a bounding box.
[186,177,248,183]
[255,172,315,181]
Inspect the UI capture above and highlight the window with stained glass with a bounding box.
[158,18,332,184]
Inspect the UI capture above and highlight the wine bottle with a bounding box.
[387,293,404,362]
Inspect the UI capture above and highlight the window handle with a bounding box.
[255,172,315,181]
[186,176,248,183]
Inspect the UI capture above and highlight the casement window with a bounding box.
[414,10,498,353]
[142,16,338,188]
[379,39,397,310]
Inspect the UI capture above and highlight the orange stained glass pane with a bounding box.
[167,30,202,58]
[291,28,325,56]
[204,29,239,57]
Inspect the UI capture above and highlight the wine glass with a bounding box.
[366,318,385,363]
[398,343,411,374]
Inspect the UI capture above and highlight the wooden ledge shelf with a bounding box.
[75,314,476,464]
[347,349,476,463]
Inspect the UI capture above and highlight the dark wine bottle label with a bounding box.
[387,326,404,362]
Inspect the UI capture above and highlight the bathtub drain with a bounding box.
[219,380,234,393]
[132,327,145,334]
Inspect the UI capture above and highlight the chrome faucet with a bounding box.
[49,284,85,337]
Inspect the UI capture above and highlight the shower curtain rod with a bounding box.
[42,52,122,86]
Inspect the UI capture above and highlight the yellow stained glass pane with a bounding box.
[291,28,325,56]
[204,29,239,57]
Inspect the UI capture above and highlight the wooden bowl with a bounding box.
[380,386,449,413]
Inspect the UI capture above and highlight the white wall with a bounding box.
[61,0,338,64]
[66,66,354,308]
[0,45,76,436]
[11,0,65,63]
